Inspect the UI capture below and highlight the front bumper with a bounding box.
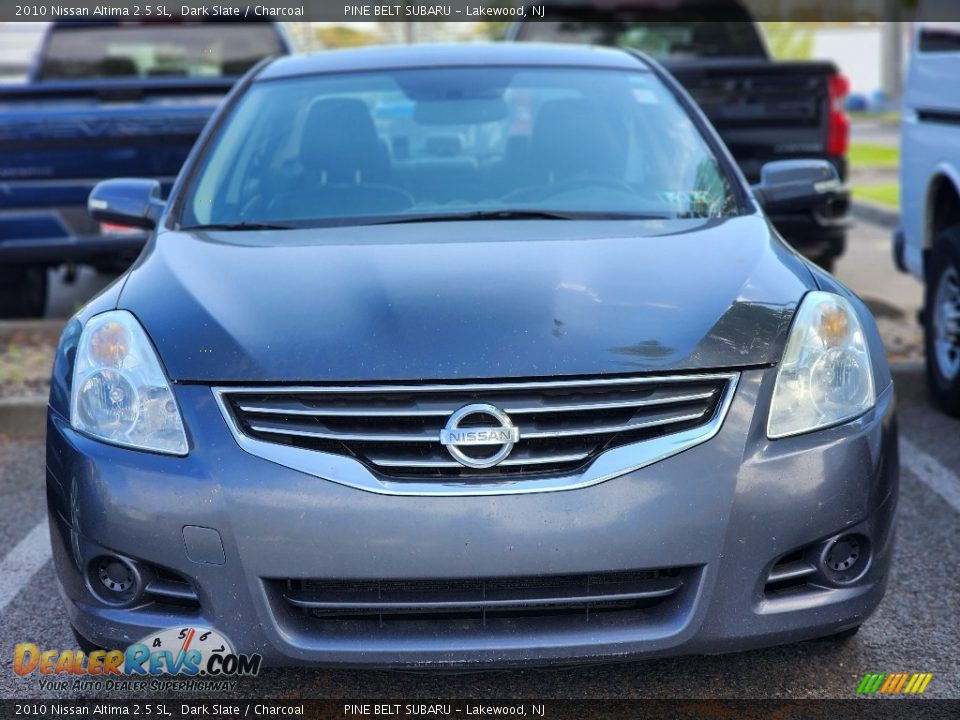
[46,368,898,667]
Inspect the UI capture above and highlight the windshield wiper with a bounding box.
[180,210,674,231]
[180,221,299,232]
[369,210,578,225]
[368,209,670,225]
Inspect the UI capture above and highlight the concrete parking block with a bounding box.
[0,319,64,342]
[0,396,46,439]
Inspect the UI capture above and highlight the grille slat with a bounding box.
[367,449,592,469]
[245,406,709,444]
[766,560,818,585]
[145,578,200,603]
[284,580,682,613]
[220,373,734,481]
[143,570,201,610]
[236,387,718,418]
[274,569,687,624]
[247,419,438,443]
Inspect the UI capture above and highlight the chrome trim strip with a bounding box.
[235,389,717,418]
[247,421,437,443]
[367,451,592,469]
[284,584,682,611]
[144,579,200,602]
[520,410,706,440]
[766,561,818,584]
[212,372,739,497]
[239,402,452,417]
[503,390,716,415]
[245,407,707,443]
[216,373,733,394]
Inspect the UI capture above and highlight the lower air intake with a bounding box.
[274,568,688,626]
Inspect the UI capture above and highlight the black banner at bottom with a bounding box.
[3,699,960,720]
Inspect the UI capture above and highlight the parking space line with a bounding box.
[901,436,960,514]
[0,519,51,614]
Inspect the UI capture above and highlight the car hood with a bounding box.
[119,215,814,382]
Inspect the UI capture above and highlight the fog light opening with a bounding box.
[819,534,870,584]
[87,555,144,606]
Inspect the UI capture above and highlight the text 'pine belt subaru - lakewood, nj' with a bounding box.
[48,44,897,667]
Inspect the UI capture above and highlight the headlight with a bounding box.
[70,310,188,455]
[768,291,875,439]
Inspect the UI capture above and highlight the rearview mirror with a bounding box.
[752,160,842,212]
[88,179,164,230]
[414,98,509,126]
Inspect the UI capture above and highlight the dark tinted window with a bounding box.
[918,22,960,53]
[38,24,284,81]
[514,9,766,59]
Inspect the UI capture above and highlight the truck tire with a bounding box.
[925,226,960,416]
[0,265,47,318]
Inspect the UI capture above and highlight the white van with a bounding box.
[897,15,960,414]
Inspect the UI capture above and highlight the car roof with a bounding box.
[256,42,647,81]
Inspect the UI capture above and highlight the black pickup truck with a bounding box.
[509,0,851,271]
[0,21,292,317]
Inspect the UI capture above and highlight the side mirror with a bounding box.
[752,160,842,212]
[88,179,164,230]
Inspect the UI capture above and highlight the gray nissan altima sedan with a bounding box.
[48,43,898,667]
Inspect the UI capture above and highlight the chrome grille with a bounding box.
[216,373,736,485]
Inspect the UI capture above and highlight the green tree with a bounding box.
[473,22,512,41]
[314,25,379,49]
[759,22,814,60]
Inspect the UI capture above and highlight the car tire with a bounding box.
[924,225,960,416]
[71,626,105,654]
[833,624,861,640]
[814,624,861,642]
[0,265,47,318]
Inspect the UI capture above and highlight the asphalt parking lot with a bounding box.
[1,217,958,700]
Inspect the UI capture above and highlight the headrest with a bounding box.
[300,98,387,184]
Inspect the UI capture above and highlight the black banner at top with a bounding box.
[1,1,959,24]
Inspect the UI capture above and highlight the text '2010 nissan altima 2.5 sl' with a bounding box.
[47,44,898,667]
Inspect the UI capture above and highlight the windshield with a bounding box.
[181,66,740,228]
[38,24,284,81]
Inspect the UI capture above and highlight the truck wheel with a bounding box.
[0,265,47,318]
[925,226,960,416]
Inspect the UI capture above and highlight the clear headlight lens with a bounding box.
[70,310,187,455]
[767,291,875,439]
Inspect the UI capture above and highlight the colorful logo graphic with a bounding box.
[14,626,261,678]
[857,673,934,695]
